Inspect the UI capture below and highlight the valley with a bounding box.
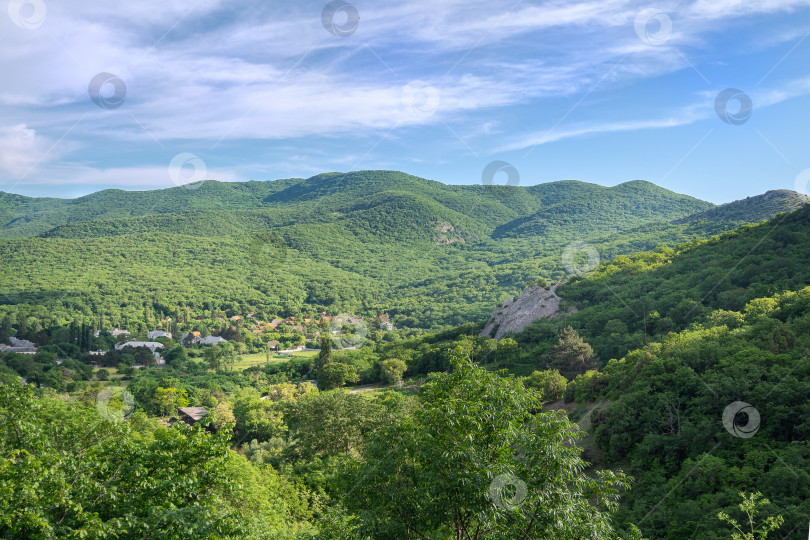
[1,172,808,539]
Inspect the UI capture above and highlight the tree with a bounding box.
[317,362,359,391]
[526,368,567,402]
[718,492,783,540]
[204,342,235,371]
[548,326,598,378]
[346,350,633,539]
[232,389,286,443]
[96,368,110,381]
[380,358,407,385]
[152,387,190,417]
[289,390,377,458]
[315,334,332,374]
[496,337,520,365]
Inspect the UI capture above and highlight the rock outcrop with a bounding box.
[480,283,576,340]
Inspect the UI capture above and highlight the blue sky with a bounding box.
[1,0,809,203]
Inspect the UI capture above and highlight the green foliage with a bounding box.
[0,171,744,332]
[548,326,598,378]
[344,356,634,539]
[525,368,568,402]
[287,390,378,459]
[589,286,810,538]
[317,362,359,391]
[379,357,407,385]
[717,492,783,540]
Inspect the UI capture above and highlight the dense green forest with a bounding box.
[1,174,807,538]
[1,171,802,332]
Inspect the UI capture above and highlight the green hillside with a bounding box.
[674,189,810,225]
[0,171,803,332]
[2,180,809,539]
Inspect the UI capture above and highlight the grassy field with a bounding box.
[233,350,318,370]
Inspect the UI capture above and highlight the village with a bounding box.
[81,312,391,367]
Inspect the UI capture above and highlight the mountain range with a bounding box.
[0,171,806,330]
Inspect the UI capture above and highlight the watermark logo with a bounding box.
[401,81,440,119]
[715,88,752,125]
[88,73,127,110]
[562,241,600,277]
[322,0,359,37]
[481,160,520,187]
[488,473,527,511]
[722,401,760,438]
[329,313,368,349]
[168,153,207,189]
[793,168,810,197]
[8,0,47,29]
[634,8,672,45]
[96,386,135,422]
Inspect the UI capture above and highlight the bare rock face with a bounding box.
[481,283,576,340]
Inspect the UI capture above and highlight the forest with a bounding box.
[1,174,808,538]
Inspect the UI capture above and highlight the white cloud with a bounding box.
[0,124,51,177]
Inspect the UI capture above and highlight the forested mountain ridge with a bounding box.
[0,171,805,332]
[2,171,710,240]
[673,189,810,225]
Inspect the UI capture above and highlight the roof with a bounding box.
[178,407,208,422]
[115,341,164,350]
[199,335,227,345]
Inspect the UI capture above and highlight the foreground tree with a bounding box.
[345,348,637,539]
[717,492,783,540]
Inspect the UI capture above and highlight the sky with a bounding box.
[1,0,809,203]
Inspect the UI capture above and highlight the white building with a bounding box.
[114,341,165,353]
[93,329,131,338]
[199,336,227,346]
[147,330,172,340]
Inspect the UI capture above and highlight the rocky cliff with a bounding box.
[480,283,575,340]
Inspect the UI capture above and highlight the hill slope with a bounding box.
[0,171,802,331]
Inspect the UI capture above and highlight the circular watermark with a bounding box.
[8,0,47,29]
[715,88,752,125]
[321,0,359,37]
[247,231,288,268]
[562,241,600,277]
[88,72,127,110]
[168,152,207,189]
[634,8,672,45]
[793,168,810,196]
[401,81,440,119]
[488,473,527,511]
[481,160,520,187]
[722,401,760,438]
[329,313,368,349]
[96,386,135,422]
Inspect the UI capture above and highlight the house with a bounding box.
[380,322,394,331]
[114,341,164,353]
[199,336,227,346]
[93,328,131,338]
[229,315,242,322]
[177,406,208,425]
[271,318,283,324]
[267,340,280,350]
[181,331,202,345]
[304,318,312,323]
[147,330,172,340]
[89,350,106,356]
[0,337,38,354]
